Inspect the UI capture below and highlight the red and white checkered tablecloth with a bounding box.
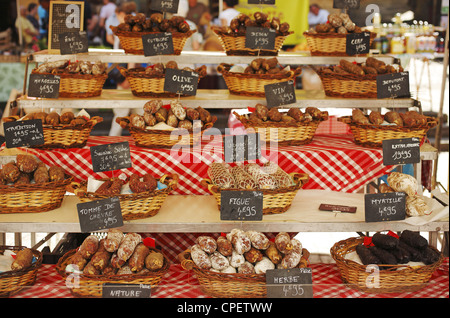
[7,133,393,194]
[11,258,449,298]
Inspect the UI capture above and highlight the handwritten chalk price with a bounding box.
[142,32,174,56]
[245,27,276,50]
[382,137,420,165]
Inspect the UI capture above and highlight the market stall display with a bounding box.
[233,105,328,145]
[217,58,301,97]
[71,173,178,221]
[331,231,443,293]
[179,229,309,298]
[3,110,103,149]
[339,109,438,147]
[31,60,108,98]
[55,230,170,297]
[110,13,196,55]
[0,246,43,297]
[212,12,292,56]
[0,155,71,213]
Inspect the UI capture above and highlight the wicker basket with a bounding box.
[212,28,292,56]
[304,31,376,56]
[55,248,170,298]
[338,116,438,148]
[71,174,178,221]
[111,28,196,55]
[315,67,379,98]
[218,64,302,97]
[233,111,325,146]
[201,172,309,215]
[31,70,107,98]
[0,246,43,297]
[0,177,72,214]
[330,237,443,293]
[118,67,204,98]
[179,248,309,298]
[3,115,103,149]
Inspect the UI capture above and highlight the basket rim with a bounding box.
[112,28,196,39]
[71,173,179,200]
[315,66,379,81]
[3,115,103,130]
[201,172,310,195]
[218,63,302,79]
[233,111,325,128]
[118,66,207,79]
[31,69,108,80]
[330,236,444,273]
[55,247,170,280]
[0,245,43,278]
[0,177,73,194]
[338,116,438,131]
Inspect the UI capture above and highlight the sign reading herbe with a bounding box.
[150,0,180,13]
[59,31,88,54]
[266,268,313,298]
[245,27,276,50]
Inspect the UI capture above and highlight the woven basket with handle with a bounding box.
[331,236,443,293]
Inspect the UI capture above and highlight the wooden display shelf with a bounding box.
[29,49,399,65]
[0,190,447,233]
[16,89,419,110]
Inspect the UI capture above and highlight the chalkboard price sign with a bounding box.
[77,197,124,233]
[266,268,313,298]
[90,142,132,173]
[382,137,420,166]
[365,192,406,222]
[265,80,296,107]
[333,0,360,9]
[3,119,45,148]
[102,283,151,298]
[142,32,174,56]
[164,68,199,96]
[59,31,88,55]
[346,32,371,55]
[248,0,276,4]
[220,190,263,221]
[376,72,410,99]
[245,27,276,50]
[28,74,60,99]
[150,0,180,13]
[223,133,261,163]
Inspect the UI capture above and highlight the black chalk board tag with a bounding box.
[3,119,45,148]
[365,192,406,222]
[266,268,313,298]
[142,32,174,56]
[248,0,276,4]
[382,137,420,166]
[265,80,296,107]
[102,283,151,298]
[77,197,124,233]
[150,0,180,13]
[223,133,261,163]
[377,72,410,99]
[245,27,276,50]
[90,142,132,173]
[28,73,60,99]
[346,32,371,55]
[164,68,199,96]
[58,31,88,55]
[220,190,263,221]
[333,0,360,9]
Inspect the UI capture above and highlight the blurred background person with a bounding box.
[308,3,329,28]
[218,0,239,27]
[37,0,49,41]
[15,5,38,50]
[99,0,117,47]
[27,3,39,31]
[186,0,211,37]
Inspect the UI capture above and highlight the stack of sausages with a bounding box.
[351,109,429,128]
